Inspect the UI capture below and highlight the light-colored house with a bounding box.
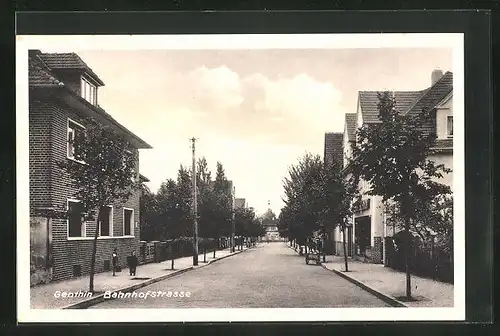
[328,70,453,264]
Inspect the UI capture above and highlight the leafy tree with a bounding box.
[348,91,452,300]
[196,157,215,239]
[213,162,233,247]
[139,182,161,241]
[155,178,182,240]
[281,153,325,248]
[311,153,360,270]
[175,165,193,238]
[58,117,138,293]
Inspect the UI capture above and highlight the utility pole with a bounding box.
[190,137,199,266]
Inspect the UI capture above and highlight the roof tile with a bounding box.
[28,54,62,86]
[404,72,453,116]
[345,113,357,141]
[38,53,105,86]
[324,132,344,168]
[359,90,426,124]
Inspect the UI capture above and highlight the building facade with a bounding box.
[326,70,453,264]
[29,50,152,284]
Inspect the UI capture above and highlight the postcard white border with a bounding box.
[17,33,465,323]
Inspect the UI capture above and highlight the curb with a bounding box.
[62,267,194,309]
[208,247,249,265]
[62,248,251,309]
[320,264,408,308]
[286,242,407,308]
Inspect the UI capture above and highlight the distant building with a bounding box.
[261,204,281,242]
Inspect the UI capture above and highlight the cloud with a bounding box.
[186,65,244,111]
[243,72,344,128]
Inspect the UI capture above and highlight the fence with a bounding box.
[384,236,453,284]
[139,236,234,264]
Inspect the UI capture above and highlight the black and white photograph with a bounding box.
[17,33,464,322]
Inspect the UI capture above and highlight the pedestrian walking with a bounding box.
[127,251,138,276]
[112,248,118,276]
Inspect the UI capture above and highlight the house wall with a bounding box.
[429,153,453,191]
[29,95,141,282]
[436,95,453,139]
[370,195,384,263]
[54,71,83,97]
[29,98,53,212]
[343,124,352,168]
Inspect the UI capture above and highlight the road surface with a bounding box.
[89,243,390,308]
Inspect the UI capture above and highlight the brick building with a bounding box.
[29,50,152,284]
[326,70,454,265]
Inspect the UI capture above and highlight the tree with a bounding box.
[58,117,138,293]
[213,162,233,247]
[281,153,325,249]
[348,91,452,300]
[175,165,193,238]
[139,182,161,241]
[309,151,360,270]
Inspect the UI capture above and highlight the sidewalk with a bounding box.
[286,243,454,308]
[31,246,249,309]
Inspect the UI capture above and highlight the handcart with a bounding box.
[305,249,321,265]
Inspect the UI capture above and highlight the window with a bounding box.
[81,77,97,105]
[447,116,453,136]
[67,119,85,160]
[68,200,86,238]
[99,206,113,237]
[123,208,134,236]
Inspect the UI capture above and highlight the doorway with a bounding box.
[354,216,371,256]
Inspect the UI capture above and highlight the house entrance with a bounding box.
[354,216,371,256]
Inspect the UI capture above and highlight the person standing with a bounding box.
[128,251,138,276]
[112,248,118,276]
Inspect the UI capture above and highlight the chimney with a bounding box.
[431,69,444,85]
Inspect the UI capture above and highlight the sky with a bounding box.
[41,47,452,216]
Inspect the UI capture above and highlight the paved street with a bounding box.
[89,243,390,308]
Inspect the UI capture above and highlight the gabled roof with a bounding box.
[29,53,63,86]
[404,71,453,116]
[344,113,357,141]
[29,52,151,149]
[37,52,105,86]
[358,90,427,124]
[324,132,344,168]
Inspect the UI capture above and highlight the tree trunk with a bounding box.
[405,224,412,300]
[402,196,412,300]
[89,210,101,293]
[342,226,349,272]
[322,237,326,262]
